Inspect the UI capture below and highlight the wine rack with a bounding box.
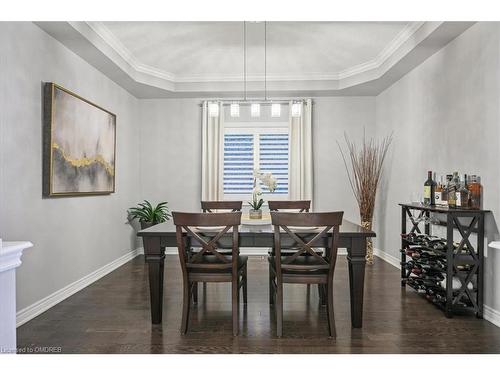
[399,203,487,318]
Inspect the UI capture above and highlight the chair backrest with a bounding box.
[268,200,311,212]
[201,201,243,213]
[172,212,242,275]
[270,211,343,276]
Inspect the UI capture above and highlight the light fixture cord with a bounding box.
[264,21,267,101]
[244,21,247,101]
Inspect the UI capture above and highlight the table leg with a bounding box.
[143,236,165,324]
[347,237,367,328]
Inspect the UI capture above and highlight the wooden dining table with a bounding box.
[137,217,375,328]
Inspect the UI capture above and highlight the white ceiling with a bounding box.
[36,21,475,98]
[100,21,410,81]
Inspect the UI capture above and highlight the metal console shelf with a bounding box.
[399,203,488,318]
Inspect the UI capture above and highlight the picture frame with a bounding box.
[43,82,117,197]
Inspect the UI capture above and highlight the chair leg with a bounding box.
[318,284,326,305]
[181,281,191,335]
[326,280,336,338]
[242,265,248,304]
[192,282,198,304]
[232,275,239,336]
[276,280,283,337]
[269,262,274,305]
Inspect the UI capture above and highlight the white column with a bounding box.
[0,240,33,354]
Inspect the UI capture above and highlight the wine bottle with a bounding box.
[423,171,436,206]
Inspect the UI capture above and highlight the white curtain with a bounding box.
[201,101,224,201]
[289,99,313,203]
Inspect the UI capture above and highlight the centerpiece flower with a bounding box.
[248,169,277,219]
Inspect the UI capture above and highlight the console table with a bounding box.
[399,203,487,318]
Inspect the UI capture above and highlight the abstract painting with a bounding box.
[43,83,116,196]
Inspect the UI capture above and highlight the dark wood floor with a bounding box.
[17,254,500,354]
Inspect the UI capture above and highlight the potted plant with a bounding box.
[128,200,171,229]
[248,170,277,219]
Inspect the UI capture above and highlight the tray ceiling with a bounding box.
[99,21,409,81]
[36,21,475,98]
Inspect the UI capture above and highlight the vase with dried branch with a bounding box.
[338,131,393,264]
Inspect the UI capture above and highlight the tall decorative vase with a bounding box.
[338,131,393,267]
[361,219,374,265]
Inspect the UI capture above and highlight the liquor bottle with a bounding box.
[468,175,482,210]
[423,171,436,206]
[442,174,452,205]
[457,174,470,208]
[448,172,459,208]
[434,175,444,205]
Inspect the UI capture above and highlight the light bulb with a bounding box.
[251,103,260,117]
[271,103,281,117]
[230,103,240,117]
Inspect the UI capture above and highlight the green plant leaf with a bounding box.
[128,200,171,224]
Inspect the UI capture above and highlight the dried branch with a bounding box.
[337,130,393,223]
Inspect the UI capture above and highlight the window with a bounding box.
[223,123,289,200]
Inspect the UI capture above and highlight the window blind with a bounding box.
[223,134,254,194]
[259,133,289,194]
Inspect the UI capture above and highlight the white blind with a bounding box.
[259,133,289,195]
[223,134,254,194]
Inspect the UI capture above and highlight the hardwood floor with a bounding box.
[17,255,500,354]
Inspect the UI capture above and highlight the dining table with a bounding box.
[137,216,376,328]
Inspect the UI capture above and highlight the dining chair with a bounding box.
[201,200,243,212]
[268,211,343,337]
[267,200,327,304]
[195,201,243,302]
[268,200,311,212]
[172,211,247,336]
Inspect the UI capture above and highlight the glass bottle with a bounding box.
[447,172,459,208]
[423,171,436,206]
[457,174,470,208]
[442,174,452,206]
[435,175,444,206]
[468,175,482,210]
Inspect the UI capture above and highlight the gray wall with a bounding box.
[138,99,202,212]
[139,97,375,224]
[0,23,141,311]
[374,22,500,312]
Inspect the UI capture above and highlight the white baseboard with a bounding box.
[16,247,143,327]
[373,247,400,269]
[483,304,500,327]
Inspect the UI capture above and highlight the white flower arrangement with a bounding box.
[249,169,277,210]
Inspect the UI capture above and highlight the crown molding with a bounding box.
[85,21,177,82]
[83,21,425,84]
[337,22,425,80]
[35,21,475,97]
